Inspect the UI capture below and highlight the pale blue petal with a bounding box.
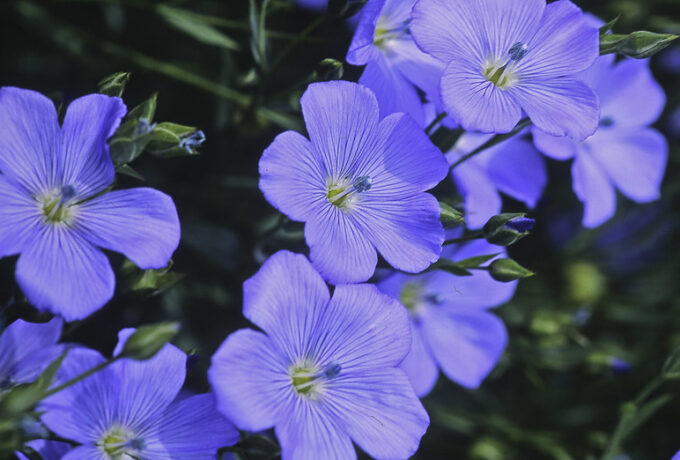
[76,188,180,269]
[346,0,385,65]
[16,440,72,460]
[0,317,63,384]
[15,227,115,321]
[532,128,579,160]
[62,446,108,460]
[399,322,439,397]
[451,160,502,230]
[572,150,616,228]
[60,94,126,198]
[0,174,40,258]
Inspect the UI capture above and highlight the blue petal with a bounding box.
[144,394,240,459]
[76,187,180,269]
[16,440,72,460]
[421,307,508,388]
[325,368,429,459]
[532,127,579,160]
[399,322,439,397]
[572,149,617,228]
[259,131,327,222]
[508,77,599,140]
[0,174,41,258]
[15,227,115,321]
[346,0,385,65]
[60,94,126,199]
[588,128,667,203]
[209,329,290,433]
[0,87,60,194]
[61,446,107,460]
[0,318,63,384]
[451,160,502,230]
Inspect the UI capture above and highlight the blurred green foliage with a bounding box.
[1,0,680,458]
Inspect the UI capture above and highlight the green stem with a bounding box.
[449,118,531,170]
[42,357,120,399]
[443,234,483,246]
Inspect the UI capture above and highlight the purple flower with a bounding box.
[347,0,446,125]
[39,328,238,459]
[533,55,667,227]
[411,0,600,139]
[0,318,63,387]
[259,81,448,284]
[16,440,72,460]
[448,133,546,229]
[673,450,680,460]
[209,251,429,460]
[0,87,181,321]
[377,237,516,396]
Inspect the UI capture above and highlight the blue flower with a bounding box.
[0,318,63,388]
[410,0,600,139]
[259,81,448,284]
[347,0,447,125]
[533,55,667,227]
[16,440,72,460]
[447,132,547,229]
[377,236,516,396]
[0,87,181,321]
[39,328,238,460]
[209,251,429,460]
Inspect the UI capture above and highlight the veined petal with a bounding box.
[327,368,429,459]
[399,322,439,397]
[572,149,616,228]
[0,87,60,194]
[421,307,508,388]
[300,82,380,179]
[519,0,599,79]
[356,193,444,274]
[588,128,668,203]
[305,207,378,284]
[387,37,446,105]
[0,317,63,384]
[76,188,180,269]
[60,94,126,198]
[485,138,547,208]
[0,174,41,258]
[259,131,327,222]
[346,0,385,65]
[276,401,356,460]
[370,112,448,194]
[143,394,239,459]
[15,227,115,321]
[209,329,290,432]
[61,446,108,460]
[441,60,523,133]
[242,250,331,352]
[508,77,598,140]
[313,284,411,370]
[40,348,112,443]
[358,56,426,125]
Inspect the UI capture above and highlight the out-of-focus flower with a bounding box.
[209,251,429,460]
[259,81,448,284]
[377,238,516,396]
[0,87,181,321]
[15,440,72,460]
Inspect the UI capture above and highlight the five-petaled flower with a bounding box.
[377,235,516,396]
[209,251,429,460]
[39,328,238,460]
[411,0,600,139]
[0,87,181,321]
[533,55,667,227]
[259,81,448,284]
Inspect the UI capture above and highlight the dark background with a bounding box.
[1,0,680,458]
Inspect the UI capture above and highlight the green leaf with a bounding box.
[662,343,680,379]
[128,93,158,121]
[430,259,473,277]
[108,118,155,165]
[120,259,185,295]
[457,253,499,269]
[599,15,620,35]
[314,58,344,82]
[0,350,68,415]
[119,321,181,361]
[115,164,145,181]
[617,395,672,442]
[157,5,240,51]
[440,202,465,227]
[98,72,130,97]
[488,258,534,282]
[249,0,270,70]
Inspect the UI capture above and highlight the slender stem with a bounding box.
[42,357,120,399]
[425,112,448,136]
[449,118,531,170]
[443,233,483,246]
